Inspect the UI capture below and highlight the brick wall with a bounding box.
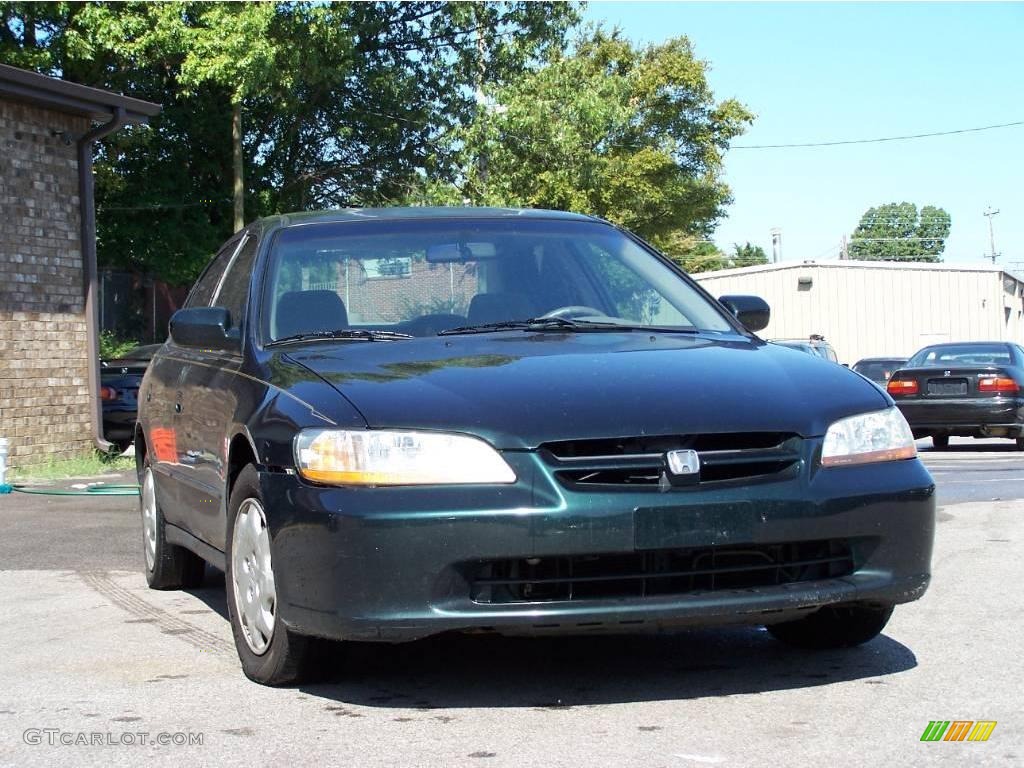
[0,99,92,468]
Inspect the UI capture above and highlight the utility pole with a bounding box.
[983,206,1000,264]
[770,228,782,263]
[840,234,849,260]
[232,101,244,232]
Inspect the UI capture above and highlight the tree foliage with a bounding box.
[730,241,768,267]
[848,202,951,262]
[2,6,753,285]
[416,29,753,248]
[0,1,578,284]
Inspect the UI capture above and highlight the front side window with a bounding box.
[213,232,258,330]
[262,218,734,341]
[185,234,243,309]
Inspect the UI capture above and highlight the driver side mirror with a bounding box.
[169,307,239,350]
[718,295,770,332]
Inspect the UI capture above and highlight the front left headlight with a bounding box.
[294,428,517,486]
[821,407,917,467]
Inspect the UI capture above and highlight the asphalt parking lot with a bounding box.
[1,439,1021,767]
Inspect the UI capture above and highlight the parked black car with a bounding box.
[137,208,934,685]
[771,335,839,363]
[852,357,909,385]
[101,344,162,451]
[887,341,1024,450]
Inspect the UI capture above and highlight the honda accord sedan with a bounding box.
[136,208,934,685]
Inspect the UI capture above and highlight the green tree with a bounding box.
[848,202,951,262]
[653,232,726,273]
[729,242,768,267]
[416,29,753,248]
[0,1,578,284]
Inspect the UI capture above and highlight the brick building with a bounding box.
[0,65,159,469]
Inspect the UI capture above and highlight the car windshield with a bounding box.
[262,218,735,341]
[907,344,1011,367]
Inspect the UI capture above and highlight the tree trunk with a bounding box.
[232,101,244,232]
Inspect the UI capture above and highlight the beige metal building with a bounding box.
[694,260,1024,365]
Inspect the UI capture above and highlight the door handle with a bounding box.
[174,402,182,414]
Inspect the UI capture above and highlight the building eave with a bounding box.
[0,64,160,124]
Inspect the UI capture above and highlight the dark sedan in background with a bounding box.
[101,344,162,451]
[771,334,839,363]
[887,341,1024,450]
[136,208,934,685]
[852,357,908,386]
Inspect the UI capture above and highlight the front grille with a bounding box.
[469,539,856,604]
[539,432,801,489]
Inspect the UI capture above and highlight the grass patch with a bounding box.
[10,450,135,483]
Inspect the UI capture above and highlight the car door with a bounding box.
[141,346,188,524]
[161,232,245,535]
[174,229,259,550]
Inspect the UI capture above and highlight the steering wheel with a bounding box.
[540,305,608,320]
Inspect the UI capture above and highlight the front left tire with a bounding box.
[225,465,325,685]
[140,460,206,590]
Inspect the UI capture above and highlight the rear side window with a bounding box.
[185,234,243,309]
[212,232,258,330]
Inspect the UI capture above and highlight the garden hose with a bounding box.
[1,484,140,497]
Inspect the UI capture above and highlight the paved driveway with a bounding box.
[0,467,1020,767]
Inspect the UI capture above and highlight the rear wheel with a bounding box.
[766,603,894,649]
[226,465,326,685]
[140,461,206,590]
[932,435,949,450]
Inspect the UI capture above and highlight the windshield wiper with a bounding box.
[439,317,698,336]
[439,317,613,335]
[267,328,414,347]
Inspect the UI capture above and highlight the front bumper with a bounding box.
[896,396,1024,437]
[261,444,935,642]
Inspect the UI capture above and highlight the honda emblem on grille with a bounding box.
[663,449,701,488]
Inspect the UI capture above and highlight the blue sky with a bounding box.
[583,1,1024,265]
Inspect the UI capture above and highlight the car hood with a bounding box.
[282,332,890,450]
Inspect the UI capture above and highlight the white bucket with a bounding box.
[0,437,8,486]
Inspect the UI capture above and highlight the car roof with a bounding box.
[854,357,907,363]
[914,341,1009,349]
[773,339,830,347]
[258,207,600,230]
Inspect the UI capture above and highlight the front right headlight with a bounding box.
[294,428,517,486]
[821,407,916,467]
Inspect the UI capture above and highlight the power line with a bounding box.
[732,120,1024,149]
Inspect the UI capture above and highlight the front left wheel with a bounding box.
[226,465,326,685]
[140,461,206,590]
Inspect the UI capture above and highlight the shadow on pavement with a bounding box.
[918,441,1022,454]
[297,625,916,709]
[183,565,917,708]
[185,566,229,621]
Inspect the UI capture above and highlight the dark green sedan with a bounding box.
[136,208,934,685]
